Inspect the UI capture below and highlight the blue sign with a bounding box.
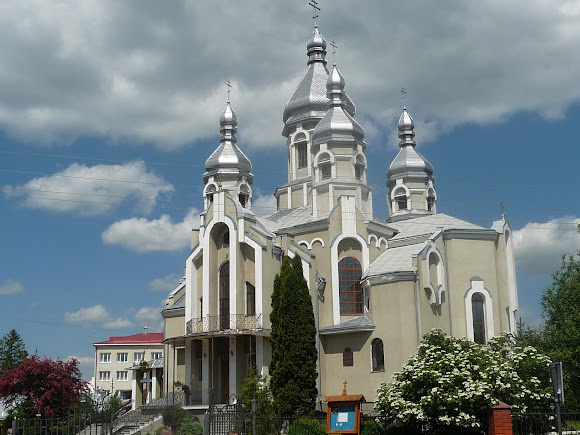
[329,405,356,431]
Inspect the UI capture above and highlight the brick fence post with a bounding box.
[488,401,513,435]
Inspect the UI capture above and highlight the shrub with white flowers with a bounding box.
[375,329,552,434]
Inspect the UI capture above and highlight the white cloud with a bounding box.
[0,279,24,295]
[65,304,133,329]
[513,216,580,275]
[0,1,579,149]
[134,307,163,331]
[149,273,182,292]
[3,161,173,215]
[252,193,277,217]
[102,208,200,253]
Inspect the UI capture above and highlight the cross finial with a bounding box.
[309,0,320,25]
[342,380,347,396]
[401,87,407,109]
[500,202,505,219]
[330,39,337,64]
[225,80,232,103]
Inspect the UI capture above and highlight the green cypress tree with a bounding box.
[269,255,317,416]
[0,329,28,375]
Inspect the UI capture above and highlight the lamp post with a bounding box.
[109,379,115,435]
[251,397,258,435]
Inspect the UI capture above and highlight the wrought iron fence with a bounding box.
[186,314,262,334]
[12,406,107,435]
[514,412,580,434]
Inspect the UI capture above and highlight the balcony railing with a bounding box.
[186,314,262,335]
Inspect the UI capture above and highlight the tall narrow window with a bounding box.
[296,142,308,169]
[427,188,436,212]
[394,187,408,211]
[219,262,230,330]
[355,155,365,180]
[339,257,363,315]
[371,338,384,372]
[343,347,353,367]
[318,153,332,180]
[246,282,256,316]
[472,293,486,344]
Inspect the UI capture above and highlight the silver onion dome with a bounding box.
[386,107,433,180]
[282,26,355,137]
[204,102,252,183]
[312,64,364,146]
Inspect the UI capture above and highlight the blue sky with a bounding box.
[0,0,579,380]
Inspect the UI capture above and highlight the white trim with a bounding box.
[310,237,325,249]
[464,278,494,342]
[423,247,445,305]
[504,228,519,333]
[244,235,264,319]
[331,234,369,325]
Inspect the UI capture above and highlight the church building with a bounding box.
[161,21,519,406]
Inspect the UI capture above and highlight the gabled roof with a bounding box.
[94,332,164,346]
[257,206,326,233]
[365,243,423,278]
[388,213,484,241]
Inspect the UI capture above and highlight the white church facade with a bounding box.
[161,22,519,406]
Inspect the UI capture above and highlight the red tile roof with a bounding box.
[93,332,164,345]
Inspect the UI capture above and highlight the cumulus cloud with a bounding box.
[513,216,580,275]
[149,273,182,292]
[134,306,164,331]
[0,1,579,149]
[0,279,24,295]
[102,208,200,253]
[3,161,173,215]
[65,304,133,329]
[252,193,277,216]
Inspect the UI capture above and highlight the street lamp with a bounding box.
[251,398,258,435]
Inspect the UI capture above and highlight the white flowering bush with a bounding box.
[375,330,552,434]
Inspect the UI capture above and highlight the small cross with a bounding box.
[500,202,505,219]
[401,87,407,108]
[342,380,348,396]
[226,80,232,103]
[330,39,337,64]
[309,0,320,24]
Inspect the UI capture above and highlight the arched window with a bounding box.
[393,187,408,211]
[205,185,216,206]
[339,257,363,315]
[472,293,486,344]
[219,262,230,330]
[343,347,353,367]
[371,338,384,372]
[239,184,250,208]
[296,141,307,169]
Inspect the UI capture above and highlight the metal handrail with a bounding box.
[186,313,262,335]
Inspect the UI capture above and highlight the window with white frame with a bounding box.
[151,352,162,360]
[317,152,332,180]
[464,277,494,344]
[427,188,436,212]
[99,371,111,381]
[117,353,128,363]
[99,353,111,363]
[296,141,308,169]
[116,371,128,381]
[354,155,365,180]
[133,352,145,363]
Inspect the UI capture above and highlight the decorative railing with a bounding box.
[186,314,262,335]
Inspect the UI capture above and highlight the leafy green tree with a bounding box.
[176,415,203,435]
[0,329,28,374]
[0,355,86,418]
[540,249,580,410]
[375,329,552,434]
[239,365,274,434]
[161,405,187,432]
[269,255,318,416]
